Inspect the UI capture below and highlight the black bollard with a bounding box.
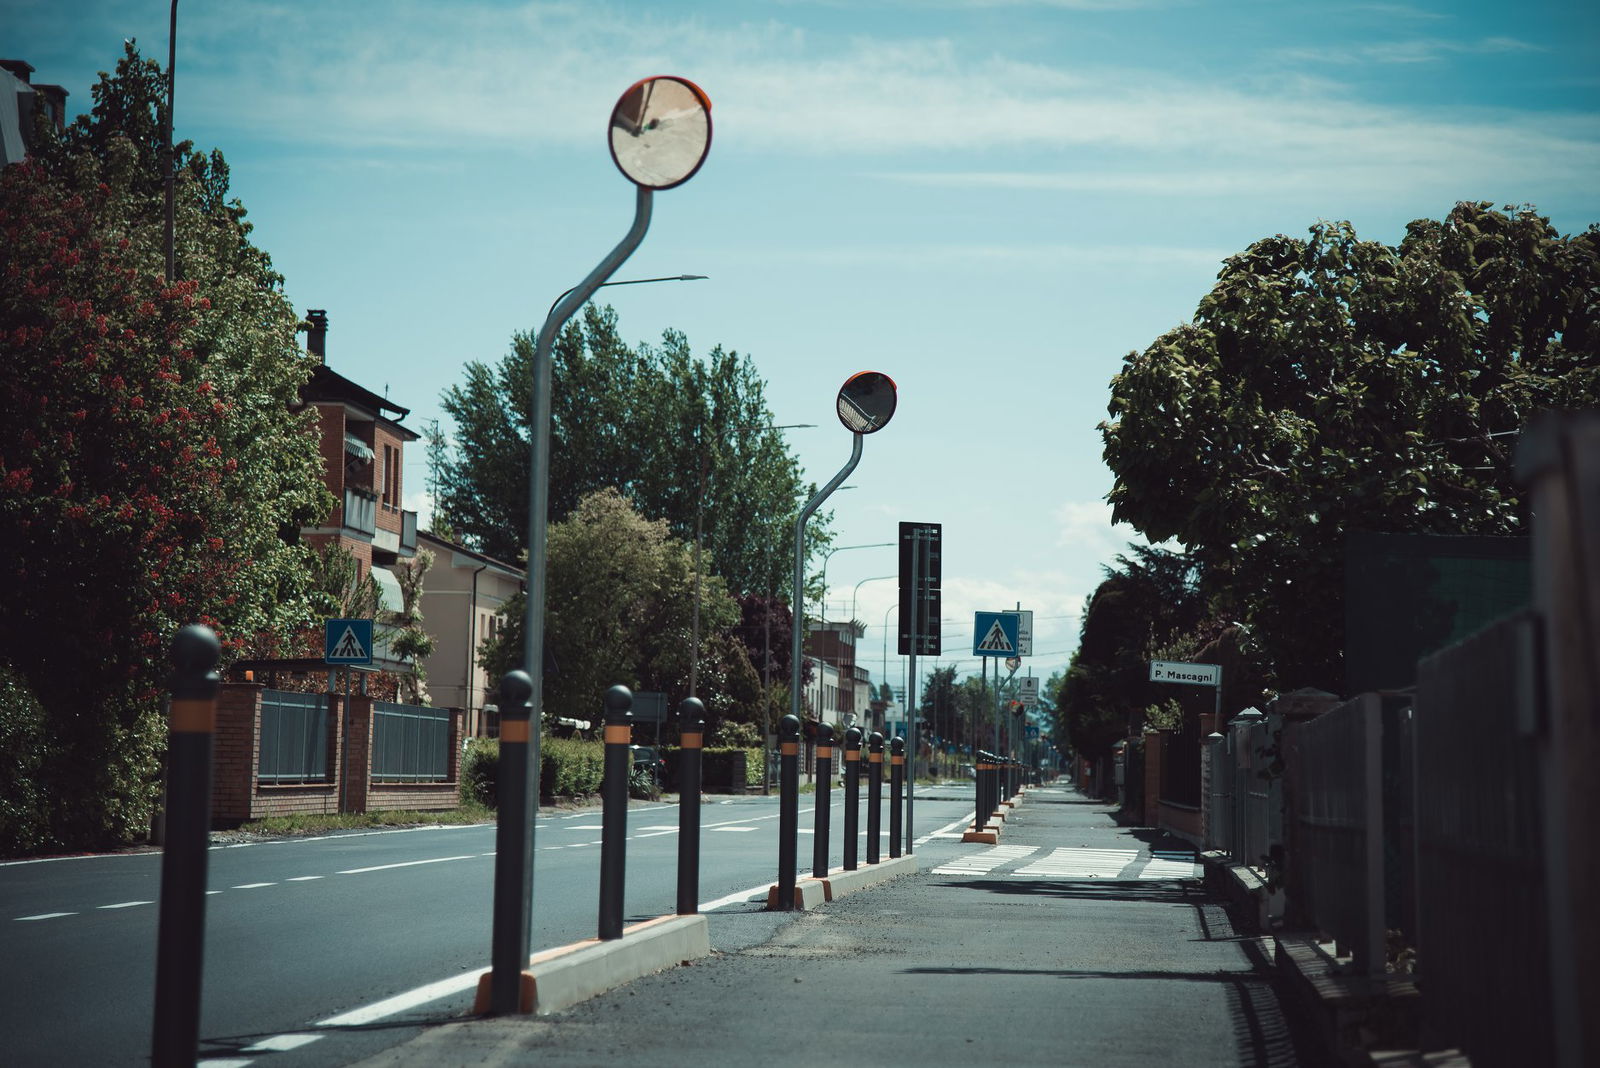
[867,731,884,865]
[152,625,221,1068]
[599,686,633,940]
[676,697,705,915]
[812,723,835,878]
[842,727,862,872]
[974,750,989,833]
[777,714,801,910]
[487,671,536,1014]
[889,736,905,860]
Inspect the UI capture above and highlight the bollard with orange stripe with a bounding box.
[889,736,905,860]
[152,624,221,1068]
[599,686,634,940]
[812,722,835,878]
[484,670,537,1014]
[842,726,863,872]
[866,731,885,865]
[775,714,802,910]
[676,697,705,915]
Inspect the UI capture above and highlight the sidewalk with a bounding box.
[354,786,1321,1067]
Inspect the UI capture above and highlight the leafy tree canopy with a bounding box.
[0,42,330,850]
[477,489,760,737]
[436,305,827,600]
[1101,203,1599,691]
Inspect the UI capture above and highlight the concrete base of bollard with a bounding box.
[472,913,710,1016]
[820,855,918,901]
[765,878,828,911]
[961,826,1000,844]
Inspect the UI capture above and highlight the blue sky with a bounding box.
[12,0,1598,692]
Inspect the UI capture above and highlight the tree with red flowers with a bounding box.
[0,43,331,851]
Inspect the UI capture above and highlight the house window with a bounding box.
[381,444,398,510]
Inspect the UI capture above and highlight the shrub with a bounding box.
[745,747,765,787]
[460,738,500,809]
[541,736,604,799]
[0,666,54,856]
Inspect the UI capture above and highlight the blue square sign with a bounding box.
[324,618,373,665]
[972,612,1020,657]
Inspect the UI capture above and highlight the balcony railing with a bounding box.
[401,509,418,551]
[343,487,377,537]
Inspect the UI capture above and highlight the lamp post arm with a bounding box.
[791,433,863,726]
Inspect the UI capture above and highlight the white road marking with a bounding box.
[230,883,275,890]
[98,900,154,909]
[243,1033,323,1052]
[916,813,979,846]
[206,890,223,895]
[699,881,773,912]
[337,855,475,875]
[316,970,482,1027]
[934,845,1039,875]
[565,825,604,831]
[15,912,75,921]
[287,875,324,882]
[1015,847,1139,879]
[713,826,757,833]
[637,824,678,831]
[198,1059,254,1068]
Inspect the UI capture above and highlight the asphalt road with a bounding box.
[1,785,979,1067]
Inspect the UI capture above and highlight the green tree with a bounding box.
[1102,204,1599,691]
[0,43,331,849]
[477,489,759,736]
[437,305,824,598]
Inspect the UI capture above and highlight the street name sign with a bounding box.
[1149,660,1221,686]
[973,611,1020,656]
[324,618,373,665]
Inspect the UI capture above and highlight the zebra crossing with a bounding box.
[933,844,1200,881]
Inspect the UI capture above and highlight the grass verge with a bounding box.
[238,802,494,837]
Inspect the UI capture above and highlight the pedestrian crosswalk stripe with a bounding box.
[932,844,1038,875]
[1015,848,1138,879]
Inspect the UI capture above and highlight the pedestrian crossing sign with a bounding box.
[324,618,373,665]
[972,612,1019,656]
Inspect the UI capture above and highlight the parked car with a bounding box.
[629,745,667,785]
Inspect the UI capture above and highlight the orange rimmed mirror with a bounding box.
[836,371,898,434]
[609,76,713,190]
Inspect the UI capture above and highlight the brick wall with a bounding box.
[213,683,261,823]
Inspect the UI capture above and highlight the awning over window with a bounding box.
[344,432,374,461]
[371,565,404,614]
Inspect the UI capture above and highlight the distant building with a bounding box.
[1,59,68,166]
[415,531,523,738]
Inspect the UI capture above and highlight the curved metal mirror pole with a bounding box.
[520,183,652,955]
[790,433,864,727]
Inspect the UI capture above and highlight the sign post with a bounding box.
[898,521,940,855]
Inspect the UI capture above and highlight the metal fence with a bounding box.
[1284,694,1386,973]
[1206,709,1275,866]
[258,690,331,784]
[371,702,451,783]
[1414,610,1552,1066]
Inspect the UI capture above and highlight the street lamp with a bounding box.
[848,574,896,628]
[689,422,815,697]
[545,274,707,322]
[816,542,893,626]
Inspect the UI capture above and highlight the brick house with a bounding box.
[298,309,419,594]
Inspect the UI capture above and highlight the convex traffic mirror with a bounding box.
[836,371,898,434]
[609,76,713,190]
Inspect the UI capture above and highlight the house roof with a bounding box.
[417,529,526,579]
[300,364,419,440]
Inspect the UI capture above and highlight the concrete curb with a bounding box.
[820,854,918,900]
[766,855,920,909]
[473,913,710,1015]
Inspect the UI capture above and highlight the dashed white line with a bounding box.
[230,883,276,890]
[15,912,75,921]
[98,900,154,909]
[336,855,475,875]
[286,875,324,882]
[242,1033,323,1052]
[713,826,757,833]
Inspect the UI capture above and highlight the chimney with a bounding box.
[305,309,328,363]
